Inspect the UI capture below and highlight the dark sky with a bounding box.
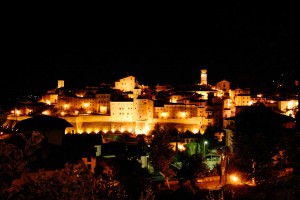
[2,4,299,102]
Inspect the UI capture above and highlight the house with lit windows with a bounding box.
[5,71,227,135]
[7,69,297,137]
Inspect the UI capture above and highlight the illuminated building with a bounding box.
[216,80,230,95]
[8,69,297,136]
[200,69,208,85]
[114,75,137,92]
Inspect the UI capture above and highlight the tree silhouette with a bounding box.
[216,146,231,185]
[231,104,294,184]
[0,131,44,198]
[11,162,128,200]
[149,124,176,189]
[178,153,208,189]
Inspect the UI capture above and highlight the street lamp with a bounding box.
[203,141,208,158]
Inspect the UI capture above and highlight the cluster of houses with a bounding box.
[1,69,298,173]
[4,69,298,135]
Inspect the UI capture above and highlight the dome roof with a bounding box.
[14,115,73,131]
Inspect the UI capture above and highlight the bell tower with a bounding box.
[58,80,64,89]
[200,69,207,85]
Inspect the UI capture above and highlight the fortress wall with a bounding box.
[64,116,206,134]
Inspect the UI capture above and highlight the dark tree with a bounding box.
[11,162,128,200]
[149,124,176,189]
[296,110,300,131]
[231,104,294,183]
[178,153,208,189]
[216,146,231,185]
[0,131,44,198]
[112,156,152,200]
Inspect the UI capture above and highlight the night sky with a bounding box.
[2,5,299,103]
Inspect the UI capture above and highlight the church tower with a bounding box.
[200,69,207,85]
[58,80,64,89]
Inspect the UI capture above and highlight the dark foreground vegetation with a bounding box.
[1,105,300,199]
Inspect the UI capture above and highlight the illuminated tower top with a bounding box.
[58,80,64,89]
[200,69,207,85]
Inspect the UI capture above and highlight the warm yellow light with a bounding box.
[287,110,293,116]
[94,129,100,134]
[249,100,253,106]
[120,128,125,133]
[217,93,223,97]
[192,129,199,134]
[200,129,205,135]
[287,100,294,109]
[180,112,187,118]
[86,129,92,134]
[161,112,168,117]
[16,110,21,116]
[227,100,231,108]
[64,104,69,109]
[171,99,177,103]
[257,94,262,98]
[100,106,107,112]
[75,110,79,114]
[144,125,150,134]
[103,129,108,133]
[42,110,50,115]
[229,174,241,184]
[178,144,186,151]
[46,100,51,105]
[83,103,89,108]
[60,112,65,116]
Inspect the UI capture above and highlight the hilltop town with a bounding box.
[0,69,299,199]
[3,69,298,135]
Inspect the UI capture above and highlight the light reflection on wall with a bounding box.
[192,128,199,134]
[42,110,50,115]
[86,129,92,134]
[161,112,168,118]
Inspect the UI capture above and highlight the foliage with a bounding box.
[185,141,202,155]
[0,131,44,197]
[178,153,208,183]
[7,155,156,200]
[231,105,293,183]
[0,110,7,126]
[136,134,151,156]
[0,141,24,196]
[149,124,176,188]
[11,162,128,200]
[222,174,300,199]
[138,187,155,200]
[109,156,152,200]
[296,110,300,131]
[217,146,231,184]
